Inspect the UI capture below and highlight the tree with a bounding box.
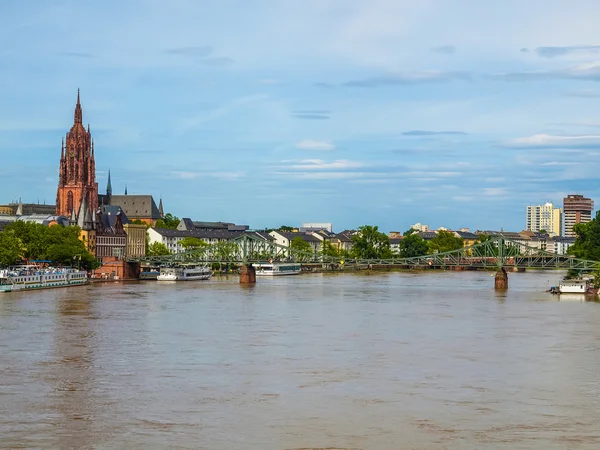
[290,236,313,255]
[403,228,418,236]
[278,225,295,232]
[4,222,98,270]
[569,212,600,261]
[130,219,149,227]
[0,230,24,266]
[180,237,209,250]
[428,230,464,254]
[155,213,180,229]
[399,233,429,258]
[321,240,340,258]
[147,242,170,256]
[351,225,392,259]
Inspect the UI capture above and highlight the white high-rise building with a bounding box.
[526,202,562,236]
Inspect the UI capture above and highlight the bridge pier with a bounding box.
[239,264,256,284]
[494,267,508,289]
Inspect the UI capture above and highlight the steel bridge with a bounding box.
[128,234,600,271]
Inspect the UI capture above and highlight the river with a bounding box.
[1,270,599,449]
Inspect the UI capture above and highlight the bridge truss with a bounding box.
[129,234,600,271]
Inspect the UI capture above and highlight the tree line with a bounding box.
[0,221,98,269]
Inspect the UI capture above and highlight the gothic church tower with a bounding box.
[56,90,98,217]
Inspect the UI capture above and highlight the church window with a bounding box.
[67,191,74,213]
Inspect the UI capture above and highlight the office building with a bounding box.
[563,194,594,237]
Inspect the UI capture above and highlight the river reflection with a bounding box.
[1,271,600,449]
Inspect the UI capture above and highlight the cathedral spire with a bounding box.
[74,88,82,124]
[107,170,112,197]
[125,184,128,195]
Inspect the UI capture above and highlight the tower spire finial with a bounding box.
[74,89,83,124]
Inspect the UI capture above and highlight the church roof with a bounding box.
[110,195,161,220]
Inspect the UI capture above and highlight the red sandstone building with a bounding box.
[56,90,98,217]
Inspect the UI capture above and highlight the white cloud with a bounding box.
[207,171,246,180]
[171,171,199,179]
[289,159,362,170]
[295,140,336,151]
[483,187,507,196]
[506,134,600,148]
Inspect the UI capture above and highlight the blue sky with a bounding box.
[1,0,600,232]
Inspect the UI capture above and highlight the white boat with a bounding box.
[157,264,212,281]
[253,262,301,276]
[558,279,592,294]
[0,265,88,293]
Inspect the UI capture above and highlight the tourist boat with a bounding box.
[253,262,302,276]
[156,264,212,281]
[0,265,88,293]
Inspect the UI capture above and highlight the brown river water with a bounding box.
[1,271,600,449]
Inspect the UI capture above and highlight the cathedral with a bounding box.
[56,90,98,217]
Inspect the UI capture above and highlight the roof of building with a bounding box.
[550,236,576,243]
[0,214,70,227]
[152,228,273,241]
[418,231,438,240]
[100,205,129,228]
[455,231,478,240]
[110,195,161,219]
[178,218,249,232]
[273,231,323,243]
[333,230,354,242]
[6,203,56,215]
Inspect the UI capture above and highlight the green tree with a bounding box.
[0,230,24,266]
[403,228,418,236]
[278,225,295,232]
[569,212,600,261]
[321,240,340,258]
[155,213,180,229]
[290,236,313,256]
[351,225,392,259]
[399,233,429,258]
[130,219,149,227]
[180,237,209,250]
[4,222,98,270]
[147,242,170,256]
[428,230,464,254]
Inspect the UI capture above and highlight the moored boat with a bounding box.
[0,265,88,293]
[253,262,301,276]
[558,278,596,294]
[156,264,212,281]
[139,266,161,280]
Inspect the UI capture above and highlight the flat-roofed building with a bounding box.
[526,202,562,236]
[563,194,594,237]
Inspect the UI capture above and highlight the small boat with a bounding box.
[253,262,301,276]
[157,264,212,281]
[0,265,88,293]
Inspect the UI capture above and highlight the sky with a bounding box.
[1,0,600,233]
